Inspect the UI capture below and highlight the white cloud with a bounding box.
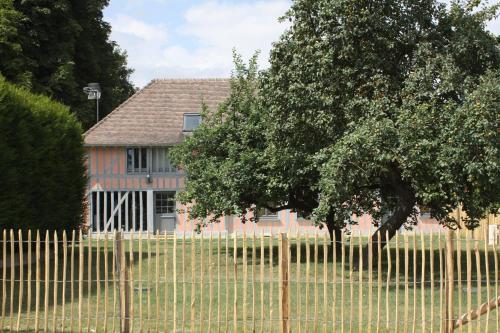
[157,1,289,73]
[108,1,290,86]
[109,15,171,87]
[110,15,168,42]
[487,18,499,34]
[109,0,499,87]
[182,1,289,52]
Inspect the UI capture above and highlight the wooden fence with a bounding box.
[0,229,499,332]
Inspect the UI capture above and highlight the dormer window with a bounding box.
[183,113,202,132]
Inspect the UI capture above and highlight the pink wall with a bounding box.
[86,146,443,234]
[86,146,182,192]
[174,205,328,234]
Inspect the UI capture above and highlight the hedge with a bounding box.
[0,75,86,232]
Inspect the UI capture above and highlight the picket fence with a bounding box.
[0,229,499,332]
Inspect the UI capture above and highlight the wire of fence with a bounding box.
[0,229,499,332]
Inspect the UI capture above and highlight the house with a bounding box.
[83,78,497,238]
[84,78,320,235]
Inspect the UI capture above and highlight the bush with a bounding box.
[0,75,85,232]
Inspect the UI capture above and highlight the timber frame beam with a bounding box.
[104,191,130,230]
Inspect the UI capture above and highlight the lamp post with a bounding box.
[83,83,102,123]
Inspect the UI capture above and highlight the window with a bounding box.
[155,192,175,214]
[127,147,176,174]
[256,207,278,220]
[183,113,202,131]
[297,210,310,220]
[418,205,431,218]
[127,148,148,173]
[151,148,175,173]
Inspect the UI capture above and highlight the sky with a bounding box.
[104,0,500,88]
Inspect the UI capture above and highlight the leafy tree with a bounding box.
[172,53,346,245]
[0,75,86,232]
[172,0,499,256]
[0,0,30,85]
[264,0,499,250]
[0,0,135,128]
[171,54,270,227]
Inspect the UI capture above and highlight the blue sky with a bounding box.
[104,0,290,87]
[104,0,500,87]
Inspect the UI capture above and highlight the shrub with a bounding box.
[0,75,86,232]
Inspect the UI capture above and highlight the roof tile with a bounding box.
[84,78,230,146]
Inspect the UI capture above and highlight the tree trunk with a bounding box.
[361,174,416,269]
[326,215,343,254]
[362,203,414,268]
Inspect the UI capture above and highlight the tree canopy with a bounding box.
[171,53,270,229]
[0,0,136,128]
[172,0,499,247]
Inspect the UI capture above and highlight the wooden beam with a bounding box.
[118,192,122,231]
[147,190,154,232]
[454,296,500,329]
[87,191,92,229]
[445,230,454,333]
[104,191,130,231]
[279,233,289,333]
[111,192,115,231]
[96,192,101,233]
[125,193,129,232]
[104,192,108,233]
[132,192,136,232]
[140,191,144,231]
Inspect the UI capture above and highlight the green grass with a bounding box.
[1,233,499,332]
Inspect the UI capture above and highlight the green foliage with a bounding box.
[0,75,86,231]
[0,0,136,129]
[440,70,500,226]
[171,52,271,225]
[173,0,499,234]
[264,0,499,231]
[0,0,30,86]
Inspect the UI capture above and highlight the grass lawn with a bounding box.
[1,232,499,332]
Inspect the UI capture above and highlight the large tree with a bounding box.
[0,0,30,85]
[171,53,273,229]
[0,0,135,128]
[172,0,499,255]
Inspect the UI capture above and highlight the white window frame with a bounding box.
[126,147,149,174]
[256,207,279,221]
[155,191,176,214]
[183,113,202,132]
[127,147,177,175]
[151,147,175,174]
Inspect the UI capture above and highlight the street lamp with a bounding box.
[83,83,102,123]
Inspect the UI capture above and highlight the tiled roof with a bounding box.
[83,78,230,146]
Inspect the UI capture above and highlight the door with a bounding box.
[154,191,176,232]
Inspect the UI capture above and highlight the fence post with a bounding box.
[115,232,130,333]
[444,229,455,333]
[279,233,289,333]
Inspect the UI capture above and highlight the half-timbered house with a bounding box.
[83,79,322,234]
[83,78,460,236]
